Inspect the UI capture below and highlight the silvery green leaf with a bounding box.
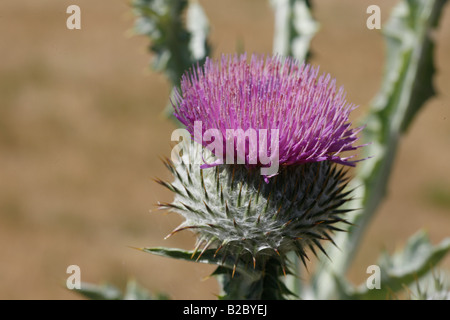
[312,0,448,300]
[132,0,210,124]
[132,0,210,82]
[132,0,191,84]
[336,231,450,300]
[142,248,295,299]
[74,279,168,300]
[270,0,319,62]
[123,279,154,300]
[187,0,210,61]
[141,247,260,281]
[409,269,450,300]
[75,282,123,300]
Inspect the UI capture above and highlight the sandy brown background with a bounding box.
[0,0,449,299]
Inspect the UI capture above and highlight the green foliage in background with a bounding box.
[133,0,210,122]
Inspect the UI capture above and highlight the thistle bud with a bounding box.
[159,143,354,274]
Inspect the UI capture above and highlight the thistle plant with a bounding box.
[152,54,365,299]
[75,0,450,300]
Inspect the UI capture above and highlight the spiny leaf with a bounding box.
[337,230,450,300]
[141,247,260,280]
[74,282,122,300]
[132,0,210,123]
[312,0,449,300]
[270,0,319,62]
[73,280,168,300]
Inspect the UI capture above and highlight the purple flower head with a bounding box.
[172,53,364,176]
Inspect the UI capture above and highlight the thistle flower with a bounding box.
[172,53,364,174]
[158,53,365,288]
[159,146,354,277]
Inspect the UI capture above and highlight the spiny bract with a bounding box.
[172,53,364,170]
[158,144,354,274]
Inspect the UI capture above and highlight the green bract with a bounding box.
[158,143,354,275]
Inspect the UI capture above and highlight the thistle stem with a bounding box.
[216,258,289,300]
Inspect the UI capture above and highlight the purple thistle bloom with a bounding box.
[172,53,364,174]
[160,54,367,279]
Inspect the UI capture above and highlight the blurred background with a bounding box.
[0,0,449,299]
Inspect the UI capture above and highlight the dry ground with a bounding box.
[0,0,449,299]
